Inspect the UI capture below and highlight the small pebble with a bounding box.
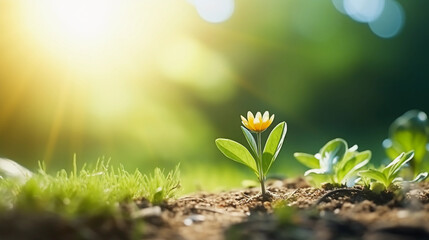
[183,214,205,226]
[408,189,422,196]
[397,210,409,218]
[132,206,161,219]
[342,202,354,210]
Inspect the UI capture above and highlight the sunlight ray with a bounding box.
[0,80,27,134]
[43,83,69,165]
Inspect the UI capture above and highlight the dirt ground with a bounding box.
[3,178,429,240]
[140,178,429,240]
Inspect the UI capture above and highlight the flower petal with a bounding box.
[257,112,264,131]
[268,114,275,126]
[262,111,269,122]
[262,115,273,130]
[241,115,250,129]
[247,111,255,131]
[261,119,270,130]
[255,112,262,121]
[247,111,254,121]
[253,117,261,131]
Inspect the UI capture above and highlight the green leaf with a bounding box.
[370,182,386,193]
[336,150,371,184]
[241,126,258,157]
[262,122,287,175]
[387,110,429,167]
[304,171,330,187]
[294,152,320,169]
[392,130,426,160]
[152,187,164,204]
[335,149,354,175]
[342,159,369,185]
[319,138,347,174]
[384,151,414,179]
[408,172,428,183]
[304,168,327,176]
[359,169,388,187]
[383,152,404,175]
[215,139,259,176]
[342,144,358,162]
[391,151,414,176]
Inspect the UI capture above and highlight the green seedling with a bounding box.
[359,151,428,192]
[216,111,287,196]
[383,110,429,175]
[294,138,371,187]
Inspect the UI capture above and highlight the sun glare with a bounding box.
[20,0,123,76]
[32,0,120,47]
[8,0,197,163]
[49,0,115,42]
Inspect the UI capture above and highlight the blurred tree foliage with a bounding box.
[0,0,428,190]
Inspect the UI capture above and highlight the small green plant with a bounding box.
[358,151,428,192]
[215,111,287,196]
[383,110,429,175]
[141,166,181,204]
[294,138,371,187]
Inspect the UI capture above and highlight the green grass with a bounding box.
[0,158,181,217]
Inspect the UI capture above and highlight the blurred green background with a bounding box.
[0,0,428,192]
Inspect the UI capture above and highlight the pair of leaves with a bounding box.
[335,150,371,185]
[359,169,388,188]
[294,138,370,186]
[215,122,287,178]
[383,151,414,181]
[294,139,348,174]
[319,139,347,174]
[358,151,427,189]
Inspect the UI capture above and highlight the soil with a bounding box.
[140,178,429,240]
[3,178,429,240]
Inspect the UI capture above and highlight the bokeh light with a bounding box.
[344,0,385,23]
[333,0,405,38]
[192,0,235,23]
[331,0,346,14]
[368,0,404,38]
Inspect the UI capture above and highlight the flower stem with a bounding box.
[257,132,266,196]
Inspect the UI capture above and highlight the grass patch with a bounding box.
[0,157,181,216]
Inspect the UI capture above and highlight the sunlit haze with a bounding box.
[0,0,428,191]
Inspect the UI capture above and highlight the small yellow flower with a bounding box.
[241,111,275,132]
